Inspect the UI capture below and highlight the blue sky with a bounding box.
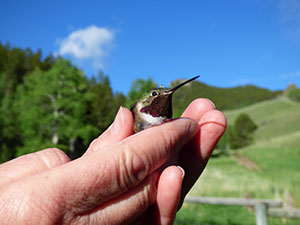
[1,0,300,94]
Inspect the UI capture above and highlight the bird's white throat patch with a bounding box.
[137,102,165,125]
[140,112,165,125]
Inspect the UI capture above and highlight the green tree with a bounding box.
[230,113,257,149]
[0,88,21,162]
[287,88,300,102]
[14,59,97,157]
[89,71,126,133]
[0,43,50,162]
[0,42,54,98]
[126,78,157,108]
[216,125,231,151]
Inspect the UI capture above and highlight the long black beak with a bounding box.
[168,75,200,93]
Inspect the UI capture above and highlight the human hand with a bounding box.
[0,98,226,225]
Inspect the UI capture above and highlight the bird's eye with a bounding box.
[151,91,158,96]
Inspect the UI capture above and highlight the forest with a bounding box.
[0,42,282,162]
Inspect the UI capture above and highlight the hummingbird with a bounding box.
[130,75,200,133]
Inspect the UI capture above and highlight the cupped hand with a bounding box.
[0,98,226,225]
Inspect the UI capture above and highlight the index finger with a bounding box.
[30,118,200,216]
[179,99,226,205]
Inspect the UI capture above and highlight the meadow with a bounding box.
[175,96,300,225]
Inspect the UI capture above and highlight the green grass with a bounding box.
[175,204,299,225]
[225,96,300,141]
[187,145,300,200]
[243,145,300,206]
[175,204,255,225]
[174,97,300,225]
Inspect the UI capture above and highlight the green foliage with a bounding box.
[212,113,258,152]
[88,70,126,133]
[126,78,156,108]
[0,90,20,162]
[172,81,281,115]
[216,125,231,152]
[287,88,300,102]
[230,114,257,149]
[14,59,97,157]
[0,43,128,161]
[225,97,300,142]
[0,43,290,164]
[0,43,52,95]
[0,42,55,163]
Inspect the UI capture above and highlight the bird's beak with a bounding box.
[166,75,200,94]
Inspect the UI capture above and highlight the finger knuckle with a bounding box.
[117,143,149,189]
[39,148,70,167]
[158,127,181,157]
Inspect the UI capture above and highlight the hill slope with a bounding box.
[171,81,281,117]
[224,96,300,146]
[175,97,300,225]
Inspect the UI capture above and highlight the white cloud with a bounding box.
[56,25,115,68]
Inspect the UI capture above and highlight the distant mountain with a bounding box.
[171,80,282,115]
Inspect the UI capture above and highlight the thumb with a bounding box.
[38,118,199,217]
[85,107,134,154]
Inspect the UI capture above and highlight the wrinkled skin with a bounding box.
[0,98,226,225]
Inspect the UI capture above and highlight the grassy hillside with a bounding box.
[175,97,300,225]
[172,81,281,117]
[225,96,300,143]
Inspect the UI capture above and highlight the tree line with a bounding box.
[1,43,281,162]
[0,43,126,161]
[171,79,281,117]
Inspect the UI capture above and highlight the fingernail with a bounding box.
[207,99,216,109]
[177,166,185,179]
[111,107,125,135]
